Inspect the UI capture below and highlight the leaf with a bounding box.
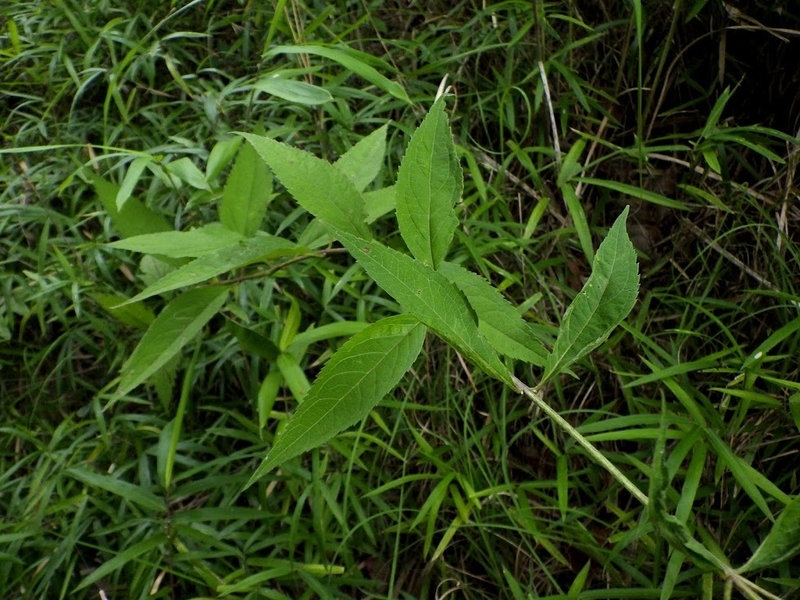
[326,224,513,386]
[364,185,396,224]
[266,44,411,104]
[395,98,460,269]
[90,172,171,238]
[438,262,548,366]
[560,182,594,265]
[164,157,210,190]
[206,136,243,182]
[108,223,246,258]
[648,413,727,573]
[254,76,333,105]
[334,123,388,192]
[227,319,279,360]
[118,235,296,305]
[241,133,372,239]
[116,287,228,399]
[220,141,273,237]
[578,177,688,210]
[116,156,153,211]
[248,315,426,482]
[738,494,800,573]
[66,467,166,513]
[74,533,167,592]
[91,292,155,330]
[541,206,639,384]
[705,430,775,521]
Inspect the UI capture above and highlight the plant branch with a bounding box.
[513,375,650,507]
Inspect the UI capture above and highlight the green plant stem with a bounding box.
[514,375,650,506]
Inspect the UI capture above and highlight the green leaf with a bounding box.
[108,223,246,258]
[364,185,396,224]
[91,293,155,330]
[206,136,243,182]
[118,235,296,306]
[560,182,594,264]
[334,123,388,192]
[116,156,153,211]
[700,86,732,140]
[227,319,279,360]
[395,98,460,269]
[254,75,333,105]
[738,494,800,573]
[705,430,775,521]
[241,133,372,239]
[66,467,166,513]
[279,294,302,351]
[266,44,411,104]
[248,315,426,482]
[326,225,513,386]
[257,369,282,429]
[90,172,171,238]
[648,413,727,573]
[541,207,639,384]
[164,157,210,190]
[74,533,167,592]
[116,287,228,399]
[438,262,548,366]
[276,353,310,403]
[577,177,688,210]
[220,141,273,237]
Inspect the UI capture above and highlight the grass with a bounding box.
[2,0,800,598]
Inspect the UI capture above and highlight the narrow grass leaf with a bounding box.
[700,86,732,139]
[743,314,800,369]
[438,261,548,366]
[108,223,245,258]
[578,177,688,209]
[254,76,333,105]
[648,413,726,573]
[116,287,228,399]
[541,207,639,385]
[90,172,171,238]
[241,133,371,239]
[560,182,594,264]
[334,123,388,192]
[116,156,152,211]
[66,467,166,513]
[395,98,460,269]
[118,235,295,305]
[220,141,273,237]
[327,224,513,386]
[74,533,166,591]
[738,495,800,573]
[705,430,773,521]
[248,315,426,482]
[266,45,411,103]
